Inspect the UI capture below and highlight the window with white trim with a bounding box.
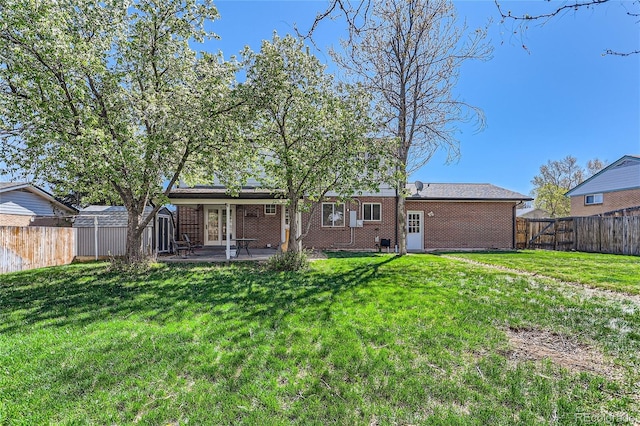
[362,203,381,221]
[584,194,603,205]
[265,204,276,215]
[322,203,345,227]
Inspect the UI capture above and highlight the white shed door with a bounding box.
[406,211,424,251]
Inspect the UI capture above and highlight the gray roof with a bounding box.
[73,205,170,227]
[170,186,283,199]
[171,182,531,201]
[516,207,550,218]
[0,182,26,190]
[406,183,532,201]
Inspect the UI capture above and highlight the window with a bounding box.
[284,207,290,226]
[264,204,276,215]
[585,194,603,205]
[322,203,345,227]
[362,203,381,221]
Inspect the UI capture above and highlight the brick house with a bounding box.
[566,155,640,216]
[169,182,531,252]
[0,182,77,226]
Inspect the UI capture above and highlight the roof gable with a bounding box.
[566,155,640,197]
[0,182,77,215]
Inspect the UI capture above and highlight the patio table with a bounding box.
[233,238,257,257]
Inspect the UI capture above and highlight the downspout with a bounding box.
[225,203,231,260]
[94,215,98,261]
[394,186,399,251]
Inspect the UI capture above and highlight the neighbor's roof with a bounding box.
[0,182,77,214]
[0,182,25,191]
[406,183,532,201]
[516,207,550,218]
[565,154,640,196]
[73,205,170,227]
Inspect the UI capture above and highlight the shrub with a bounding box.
[264,250,309,272]
[107,255,153,275]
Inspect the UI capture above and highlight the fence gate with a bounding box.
[517,218,574,251]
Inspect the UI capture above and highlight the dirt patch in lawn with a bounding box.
[505,327,621,378]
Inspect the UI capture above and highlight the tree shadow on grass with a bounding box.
[0,256,400,335]
[324,251,395,259]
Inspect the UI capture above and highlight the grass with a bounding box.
[0,253,639,424]
[443,250,640,294]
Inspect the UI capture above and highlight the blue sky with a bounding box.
[209,0,639,196]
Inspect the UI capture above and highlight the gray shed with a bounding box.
[74,206,174,259]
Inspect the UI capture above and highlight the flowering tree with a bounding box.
[0,0,246,263]
[243,34,386,252]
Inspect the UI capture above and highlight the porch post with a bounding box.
[296,211,302,251]
[225,203,231,260]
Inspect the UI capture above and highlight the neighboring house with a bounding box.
[73,206,174,259]
[566,155,640,216]
[169,182,531,252]
[516,207,551,219]
[0,182,77,226]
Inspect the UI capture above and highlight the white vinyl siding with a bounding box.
[568,158,640,196]
[362,203,381,221]
[0,189,58,216]
[322,203,345,227]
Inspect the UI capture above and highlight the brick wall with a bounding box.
[570,188,640,217]
[407,201,515,249]
[236,205,282,249]
[301,197,397,251]
[176,199,518,251]
[0,214,32,227]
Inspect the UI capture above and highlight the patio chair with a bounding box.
[172,235,191,257]
[182,234,197,254]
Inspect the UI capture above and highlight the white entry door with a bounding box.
[406,211,424,251]
[205,206,235,246]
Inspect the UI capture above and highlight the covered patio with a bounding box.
[169,185,300,261]
[159,245,280,263]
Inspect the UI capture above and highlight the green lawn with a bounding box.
[1,254,639,425]
[445,250,640,294]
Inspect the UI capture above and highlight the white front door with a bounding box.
[205,206,235,246]
[406,211,424,251]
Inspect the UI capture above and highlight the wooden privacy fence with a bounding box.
[517,216,640,256]
[0,226,76,273]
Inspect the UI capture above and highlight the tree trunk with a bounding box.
[288,197,299,253]
[397,191,407,256]
[125,208,146,264]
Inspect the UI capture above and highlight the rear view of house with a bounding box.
[169,182,531,252]
[566,155,640,216]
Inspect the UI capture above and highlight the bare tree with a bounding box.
[331,0,491,255]
[494,0,640,56]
